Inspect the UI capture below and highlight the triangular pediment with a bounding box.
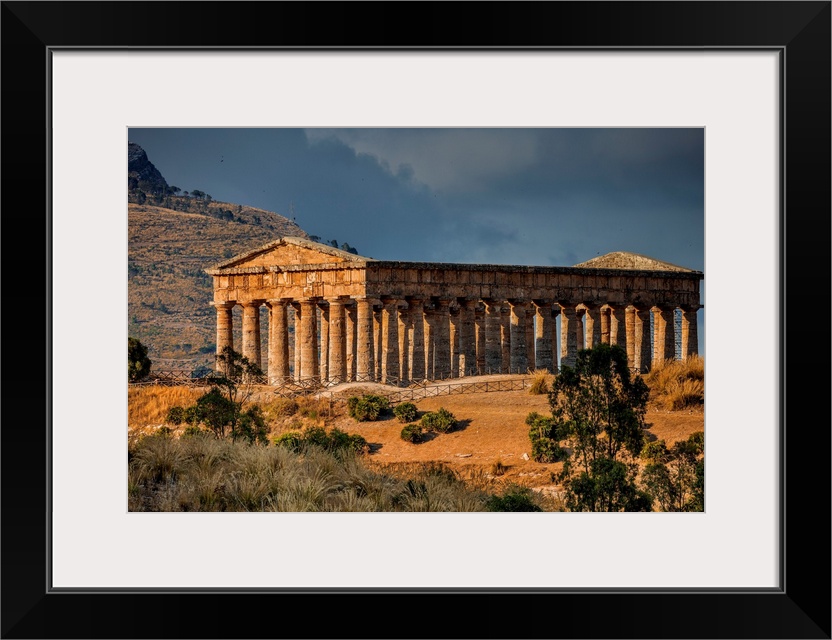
[207,236,371,271]
[573,251,697,272]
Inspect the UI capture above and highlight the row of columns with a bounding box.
[213,298,700,385]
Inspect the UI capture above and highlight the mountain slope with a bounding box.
[127,143,310,371]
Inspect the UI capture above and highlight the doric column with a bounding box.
[449,304,461,379]
[266,299,290,384]
[601,306,611,344]
[326,297,347,383]
[291,303,301,380]
[680,304,700,359]
[407,297,426,381]
[355,297,375,382]
[212,301,235,371]
[397,301,410,383]
[483,299,502,374]
[525,308,536,370]
[434,298,452,379]
[625,306,636,370]
[500,304,511,374]
[533,301,554,373]
[298,298,320,380]
[345,300,357,381]
[475,303,486,374]
[459,298,478,377]
[652,305,676,363]
[373,303,383,381]
[509,300,529,374]
[575,307,586,351]
[560,303,579,369]
[609,303,628,359]
[551,306,561,372]
[381,297,399,383]
[584,304,602,350]
[633,307,652,373]
[241,300,263,371]
[424,302,436,379]
[318,301,329,382]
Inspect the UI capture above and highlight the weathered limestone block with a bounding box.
[625,305,636,370]
[600,306,611,345]
[525,308,536,371]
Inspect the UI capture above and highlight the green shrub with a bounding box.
[640,439,669,464]
[233,405,269,445]
[273,431,303,451]
[347,394,390,421]
[393,402,418,423]
[156,426,173,437]
[420,407,457,433]
[166,406,186,425]
[400,424,424,443]
[526,412,566,463]
[182,425,205,438]
[485,485,543,512]
[328,428,369,454]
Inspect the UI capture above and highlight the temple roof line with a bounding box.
[206,237,702,276]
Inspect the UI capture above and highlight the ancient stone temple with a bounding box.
[205,237,703,385]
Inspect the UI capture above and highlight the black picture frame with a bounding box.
[2,2,829,638]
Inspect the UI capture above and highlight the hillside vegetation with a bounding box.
[128,201,308,371]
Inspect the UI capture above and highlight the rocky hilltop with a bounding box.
[128,143,310,372]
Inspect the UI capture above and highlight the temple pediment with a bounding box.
[207,236,371,271]
[573,251,698,273]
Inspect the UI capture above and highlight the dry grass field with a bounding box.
[128,370,704,502]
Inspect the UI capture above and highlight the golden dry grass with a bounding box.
[644,355,704,410]
[528,369,553,395]
[128,385,206,431]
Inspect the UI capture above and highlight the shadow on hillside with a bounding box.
[453,418,472,432]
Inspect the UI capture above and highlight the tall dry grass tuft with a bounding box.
[528,369,553,395]
[128,434,497,512]
[644,355,704,410]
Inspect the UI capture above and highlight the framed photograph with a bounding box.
[3,2,829,638]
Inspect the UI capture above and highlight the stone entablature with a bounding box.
[206,237,703,384]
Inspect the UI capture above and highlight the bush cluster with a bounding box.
[274,426,368,455]
[347,394,390,421]
[393,402,418,423]
[420,407,457,433]
[485,485,543,512]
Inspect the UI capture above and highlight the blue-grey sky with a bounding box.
[127,128,704,271]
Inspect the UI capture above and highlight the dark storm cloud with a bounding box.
[127,127,703,269]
